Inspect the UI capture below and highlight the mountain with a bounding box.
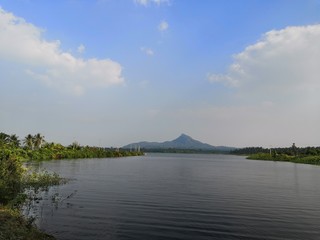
[123,134,235,152]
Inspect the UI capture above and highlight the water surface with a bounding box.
[29,154,320,240]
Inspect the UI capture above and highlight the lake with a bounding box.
[27,153,320,240]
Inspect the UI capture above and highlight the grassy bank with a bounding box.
[0,207,54,240]
[247,153,320,165]
[0,151,67,240]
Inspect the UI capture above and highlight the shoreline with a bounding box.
[0,207,55,240]
[247,153,320,166]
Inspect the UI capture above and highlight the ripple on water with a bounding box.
[31,154,320,240]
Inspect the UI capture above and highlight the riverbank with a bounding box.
[247,153,320,165]
[0,207,55,240]
[0,132,145,239]
[0,150,66,240]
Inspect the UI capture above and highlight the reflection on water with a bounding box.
[28,154,320,240]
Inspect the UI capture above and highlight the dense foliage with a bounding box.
[0,150,25,205]
[0,132,143,161]
[0,149,65,239]
[232,144,320,165]
[231,145,320,156]
[0,149,65,206]
[231,147,269,155]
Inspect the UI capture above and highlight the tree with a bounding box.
[8,134,20,148]
[24,134,34,150]
[0,132,9,146]
[69,141,81,150]
[0,151,24,204]
[34,133,45,149]
[291,143,298,156]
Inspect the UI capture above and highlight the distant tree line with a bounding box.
[141,148,225,154]
[231,144,320,156]
[0,132,143,161]
[231,144,320,165]
[231,147,269,155]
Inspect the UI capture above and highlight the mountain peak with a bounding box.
[177,133,192,139]
[173,134,194,144]
[178,133,191,138]
[123,134,235,152]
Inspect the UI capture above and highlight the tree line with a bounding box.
[0,132,44,149]
[231,144,320,156]
[0,132,143,161]
[141,148,224,154]
[231,144,320,165]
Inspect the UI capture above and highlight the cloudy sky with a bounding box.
[1,0,320,148]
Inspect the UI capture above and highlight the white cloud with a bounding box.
[205,24,320,146]
[135,0,148,6]
[134,0,170,6]
[208,24,320,106]
[158,20,168,32]
[77,44,85,54]
[140,47,154,56]
[207,73,239,87]
[153,0,170,5]
[0,8,124,95]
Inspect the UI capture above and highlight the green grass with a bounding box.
[0,207,55,240]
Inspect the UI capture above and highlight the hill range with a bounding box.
[123,134,235,153]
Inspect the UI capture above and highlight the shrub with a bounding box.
[0,150,25,205]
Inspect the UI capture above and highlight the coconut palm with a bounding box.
[0,132,9,146]
[69,141,80,150]
[8,134,20,148]
[34,133,45,149]
[24,134,34,150]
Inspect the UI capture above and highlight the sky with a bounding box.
[1,0,320,148]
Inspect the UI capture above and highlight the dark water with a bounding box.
[28,154,320,240]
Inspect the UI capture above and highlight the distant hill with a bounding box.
[122,134,235,153]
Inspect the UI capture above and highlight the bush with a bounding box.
[0,151,25,205]
[0,150,66,207]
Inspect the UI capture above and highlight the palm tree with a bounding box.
[69,141,80,150]
[0,132,9,146]
[34,133,45,149]
[8,134,20,148]
[24,134,34,150]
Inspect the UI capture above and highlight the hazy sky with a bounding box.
[1,0,320,148]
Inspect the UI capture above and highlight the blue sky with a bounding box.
[1,0,320,147]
